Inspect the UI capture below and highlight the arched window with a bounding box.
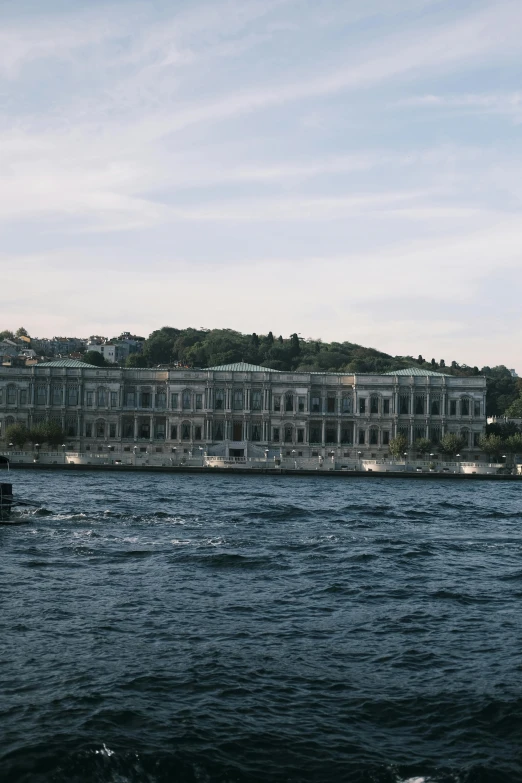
[414,395,425,415]
[95,419,105,438]
[460,397,470,417]
[431,396,440,415]
[369,426,379,445]
[284,424,293,443]
[181,421,191,440]
[214,389,224,410]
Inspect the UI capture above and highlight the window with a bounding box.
[110,391,118,407]
[430,426,441,444]
[273,395,281,412]
[182,390,191,409]
[326,427,336,443]
[252,390,262,410]
[0,389,3,404]
[461,398,470,416]
[369,428,378,445]
[298,396,306,412]
[474,401,481,417]
[399,395,409,414]
[272,427,280,443]
[124,389,135,407]
[96,421,105,438]
[138,421,150,439]
[181,423,190,440]
[284,426,292,443]
[370,396,379,414]
[52,386,63,405]
[383,399,390,415]
[155,447,163,453]
[359,399,366,414]
[450,400,457,416]
[20,389,28,405]
[214,421,224,440]
[85,422,92,437]
[154,420,165,440]
[214,389,224,410]
[310,425,321,443]
[341,396,351,414]
[382,430,390,445]
[7,387,16,404]
[311,396,321,413]
[398,426,409,442]
[194,425,202,441]
[414,425,424,442]
[122,418,133,438]
[414,395,425,415]
[66,417,77,437]
[141,392,151,408]
[156,391,166,409]
[341,425,353,444]
[358,430,366,445]
[97,388,106,407]
[252,423,261,441]
[285,393,293,412]
[473,432,481,447]
[170,425,178,440]
[431,398,440,415]
[327,397,336,413]
[171,393,179,409]
[109,423,116,438]
[233,389,243,410]
[195,393,203,410]
[297,429,304,443]
[86,391,94,407]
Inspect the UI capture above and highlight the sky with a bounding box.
[1,0,521,370]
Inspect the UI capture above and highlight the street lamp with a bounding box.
[264,448,269,463]
[34,443,40,463]
[62,443,66,465]
[133,445,137,466]
[291,449,297,469]
[357,450,362,470]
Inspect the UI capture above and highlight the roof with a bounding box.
[35,359,100,369]
[206,362,281,372]
[383,367,448,377]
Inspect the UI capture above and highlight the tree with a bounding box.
[439,433,465,458]
[389,434,408,459]
[28,424,48,446]
[504,396,522,418]
[415,437,432,455]
[504,433,522,457]
[41,421,65,447]
[82,350,111,367]
[417,355,424,364]
[0,330,14,340]
[440,359,445,367]
[479,434,503,460]
[431,358,436,367]
[5,423,30,448]
[126,353,149,368]
[16,327,29,337]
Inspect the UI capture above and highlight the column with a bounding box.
[337,419,341,445]
[321,419,326,445]
[150,415,154,441]
[134,415,138,440]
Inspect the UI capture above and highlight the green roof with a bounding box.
[383,367,448,377]
[206,362,281,372]
[36,359,100,369]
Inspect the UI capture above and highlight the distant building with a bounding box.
[0,362,487,458]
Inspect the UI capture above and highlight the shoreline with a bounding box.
[2,463,521,481]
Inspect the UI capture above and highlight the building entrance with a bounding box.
[233,422,243,441]
[229,448,244,458]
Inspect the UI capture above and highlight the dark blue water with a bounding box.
[1,471,521,783]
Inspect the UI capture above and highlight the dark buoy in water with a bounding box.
[0,482,13,522]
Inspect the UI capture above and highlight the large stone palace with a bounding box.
[0,360,487,459]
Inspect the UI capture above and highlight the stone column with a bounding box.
[134,415,138,440]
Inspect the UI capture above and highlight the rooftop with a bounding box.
[35,359,100,369]
[383,367,449,377]
[206,362,281,372]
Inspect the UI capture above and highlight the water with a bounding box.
[1,471,521,783]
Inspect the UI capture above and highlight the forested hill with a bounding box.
[117,327,520,417]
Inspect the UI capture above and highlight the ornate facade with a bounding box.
[0,361,487,458]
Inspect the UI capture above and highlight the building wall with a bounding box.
[0,366,487,457]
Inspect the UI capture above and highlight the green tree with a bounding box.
[504,396,522,418]
[126,353,149,368]
[415,437,432,455]
[15,327,29,337]
[479,433,504,460]
[28,424,48,446]
[0,330,14,340]
[389,434,408,459]
[504,433,522,458]
[5,423,30,448]
[41,421,65,447]
[439,433,465,458]
[83,350,111,367]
